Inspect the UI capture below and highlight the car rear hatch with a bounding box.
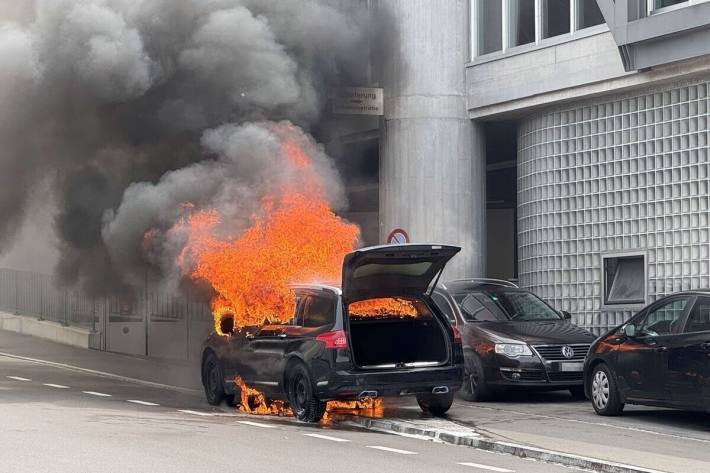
[341,244,460,370]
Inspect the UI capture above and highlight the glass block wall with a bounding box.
[518,79,710,333]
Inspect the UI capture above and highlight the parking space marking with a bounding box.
[458,462,514,472]
[237,420,276,429]
[82,391,112,397]
[6,376,31,381]
[304,433,350,442]
[127,400,159,406]
[43,383,69,389]
[178,410,215,417]
[366,446,418,455]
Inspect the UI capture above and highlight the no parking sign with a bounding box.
[386,228,410,244]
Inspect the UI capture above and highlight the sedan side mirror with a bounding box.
[561,310,572,320]
[622,324,636,338]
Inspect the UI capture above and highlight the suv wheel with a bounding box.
[202,352,225,406]
[459,352,492,402]
[590,363,624,416]
[287,363,326,423]
[417,391,454,416]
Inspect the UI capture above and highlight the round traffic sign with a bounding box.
[387,228,410,244]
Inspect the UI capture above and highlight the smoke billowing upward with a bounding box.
[0,0,370,296]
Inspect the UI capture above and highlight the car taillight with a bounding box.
[316,330,348,349]
[451,325,462,343]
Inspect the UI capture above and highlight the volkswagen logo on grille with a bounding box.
[561,345,575,359]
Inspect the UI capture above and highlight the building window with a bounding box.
[543,0,571,38]
[575,0,605,28]
[603,254,646,306]
[472,0,608,59]
[653,0,687,9]
[507,0,536,47]
[474,0,503,55]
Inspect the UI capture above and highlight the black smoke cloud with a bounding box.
[0,0,370,296]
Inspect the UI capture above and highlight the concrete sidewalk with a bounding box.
[0,329,201,391]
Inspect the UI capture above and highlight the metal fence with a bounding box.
[0,268,215,360]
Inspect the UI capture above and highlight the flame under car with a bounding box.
[200,244,464,422]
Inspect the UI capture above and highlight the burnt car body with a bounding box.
[201,244,465,422]
[432,280,596,401]
[584,290,710,416]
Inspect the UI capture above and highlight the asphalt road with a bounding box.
[444,390,710,473]
[0,355,577,473]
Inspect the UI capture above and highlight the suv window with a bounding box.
[638,297,690,336]
[455,292,505,322]
[683,297,710,333]
[432,292,456,324]
[301,295,336,328]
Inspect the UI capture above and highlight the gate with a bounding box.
[106,295,146,356]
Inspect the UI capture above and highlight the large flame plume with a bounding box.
[175,123,359,333]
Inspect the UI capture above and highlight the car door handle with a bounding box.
[700,342,710,350]
[278,333,288,338]
[655,346,668,352]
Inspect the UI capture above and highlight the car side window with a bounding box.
[301,295,336,328]
[683,297,710,334]
[432,292,456,324]
[637,297,690,336]
[458,293,500,322]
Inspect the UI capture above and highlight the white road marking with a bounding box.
[366,446,418,455]
[237,420,276,429]
[43,383,69,389]
[178,410,215,417]
[458,462,514,472]
[303,433,350,442]
[127,400,159,406]
[82,391,112,397]
[6,376,31,382]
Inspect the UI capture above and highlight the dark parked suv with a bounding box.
[432,280,596,401]
[585,290,710,416]
[201,244,464,422]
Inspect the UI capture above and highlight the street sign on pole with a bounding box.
[387,228,410,244]
[333,87,384,116]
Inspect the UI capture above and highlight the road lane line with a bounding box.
[304,433,350,442]
[6,376,31,381]
[43,383,69,389]
[237,420,276,429]
[178,410,215,417]
[458,462,514,472]
[366,446,417,455]
[127,400,159,406]
[82,391,112,397]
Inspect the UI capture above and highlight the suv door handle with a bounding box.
[278,333,288,338]
[700,342,710,350]
[655,346,668,352]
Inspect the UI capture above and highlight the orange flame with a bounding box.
[348,297,420,319]
[175,123,359,332]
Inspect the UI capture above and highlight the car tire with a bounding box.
[202,352,226,406]
[459,351,493,402]
[569,385,587,400]
[417,392,454,416]
[590,363,624,416]
[286,363,326,423]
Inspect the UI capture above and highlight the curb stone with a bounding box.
[348,416,669,473]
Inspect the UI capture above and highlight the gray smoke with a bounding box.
[0,0,370,296]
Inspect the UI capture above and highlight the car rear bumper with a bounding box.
[315,365,463,400]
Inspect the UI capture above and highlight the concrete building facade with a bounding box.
[346,0,710,332]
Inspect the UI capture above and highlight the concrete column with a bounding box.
[376,0,485,278]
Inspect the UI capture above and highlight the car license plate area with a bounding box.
[551,361,584,372]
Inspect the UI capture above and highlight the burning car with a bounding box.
[201,244,464,422]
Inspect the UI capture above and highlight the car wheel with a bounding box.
[202,352,225,406]
[417,391,454,416]
[459,352,493,402]
[569,385,586,399]
[287,363,326,423]
[590,363,624,416]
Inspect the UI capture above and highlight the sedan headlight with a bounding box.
[495,343,533,358]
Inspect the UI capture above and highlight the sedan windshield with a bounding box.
[453,289,562,322]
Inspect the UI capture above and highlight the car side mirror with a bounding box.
[623,324,636,338]
[219,314,235,335]
[561,310,572,320]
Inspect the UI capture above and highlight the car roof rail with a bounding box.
[446,278,519,288]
